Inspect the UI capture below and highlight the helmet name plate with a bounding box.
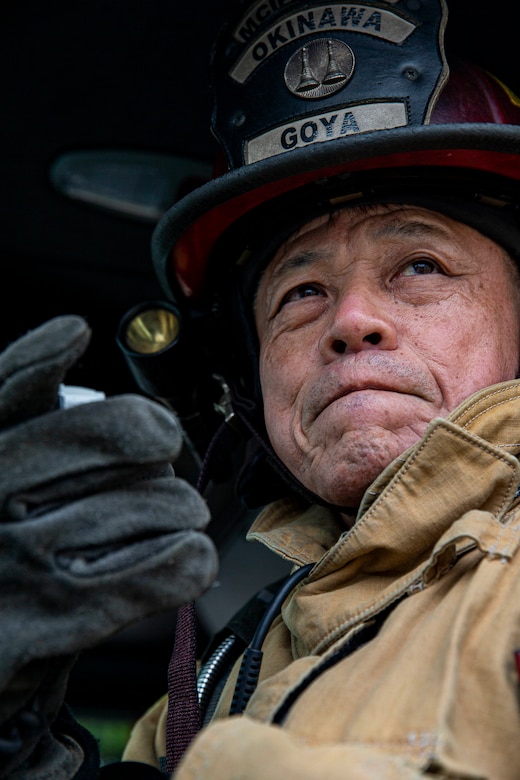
[245,101,407,163]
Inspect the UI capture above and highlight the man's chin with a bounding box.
[302,466,378,509]
[299,431,418,508]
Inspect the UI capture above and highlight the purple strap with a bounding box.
[165,424,230,773]
[165,601,200,775]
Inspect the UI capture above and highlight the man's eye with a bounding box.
[280,282,322,305]
[400,258,440,276]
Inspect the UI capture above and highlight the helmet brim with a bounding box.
[152,123,520,302]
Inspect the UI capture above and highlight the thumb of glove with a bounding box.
[0,315,91,427]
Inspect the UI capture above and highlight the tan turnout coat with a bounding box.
[125,380,520,779]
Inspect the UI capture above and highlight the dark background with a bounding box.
[2,0,520,756]
[2,3,519,395]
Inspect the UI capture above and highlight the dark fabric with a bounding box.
[0,700,100,780]
[100,761,165,779]
[58,705,101,780]
[165,602,200,775]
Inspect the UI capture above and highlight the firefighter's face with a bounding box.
[254,203,520,515]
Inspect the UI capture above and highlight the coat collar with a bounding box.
[248,380,520,654]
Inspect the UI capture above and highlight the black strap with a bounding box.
[199,574,290,666]
[99,761,165,779]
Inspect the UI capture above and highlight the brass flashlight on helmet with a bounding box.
[117,301,193,415]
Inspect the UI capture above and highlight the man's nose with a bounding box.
[319,286,398,357]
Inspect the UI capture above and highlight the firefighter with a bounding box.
[2,0,520,777]
[123,0,520,776]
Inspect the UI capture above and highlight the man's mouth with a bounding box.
[316,381,410,418]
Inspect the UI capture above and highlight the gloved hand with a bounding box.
[0,316,219,776]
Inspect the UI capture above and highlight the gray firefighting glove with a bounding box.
[0,315,219,777]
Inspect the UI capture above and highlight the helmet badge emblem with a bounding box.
[284,38,355,100]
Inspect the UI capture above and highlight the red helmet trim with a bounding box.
[172,148,520,298]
